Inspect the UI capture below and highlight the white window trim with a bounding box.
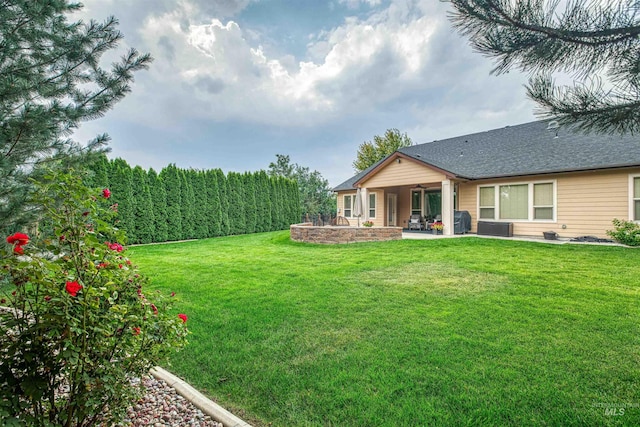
[478,186,496,220]
[343,194,354,218]
[630,174,640,222]
[477,180,557,223]
[410,189,422,216]
[368,192,377,219]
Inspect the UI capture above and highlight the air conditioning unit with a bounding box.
[477,221,513,237]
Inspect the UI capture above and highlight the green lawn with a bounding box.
[129,232,640,426]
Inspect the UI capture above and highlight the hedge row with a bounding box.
[86,157,301,244]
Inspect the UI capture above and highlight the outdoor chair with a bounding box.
[408,214,424,230]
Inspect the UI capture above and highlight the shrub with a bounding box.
[607,218,640,246]
[0,172,188,427]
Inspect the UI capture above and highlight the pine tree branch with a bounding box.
[475,0,640,46]
[449,0,640,75]
[527,74,640,133]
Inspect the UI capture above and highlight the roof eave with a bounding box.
[353,152,459,187]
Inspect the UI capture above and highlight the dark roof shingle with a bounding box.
[334,120,640,190]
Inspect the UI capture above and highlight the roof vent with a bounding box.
[546,120,560,130]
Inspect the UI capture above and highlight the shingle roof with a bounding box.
[333,120,640,191]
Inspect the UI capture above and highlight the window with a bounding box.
[533,183,554,220]
[479,186,495,219]
[425,191,442,219]
[343,195,352,218]
[499,184,528,220]
[368,193,376,218]
[478,181,555,221]
[633,176,640,221]
[411,190,422,216]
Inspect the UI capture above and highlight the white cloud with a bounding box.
[339,0,382,9]
[129,0,460,129]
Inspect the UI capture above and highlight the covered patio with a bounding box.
[338,153,463,236]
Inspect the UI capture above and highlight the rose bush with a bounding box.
[0,172,188,427]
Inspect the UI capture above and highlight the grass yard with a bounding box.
[128,232,640,426]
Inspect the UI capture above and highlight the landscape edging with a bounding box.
[150,366,253,427]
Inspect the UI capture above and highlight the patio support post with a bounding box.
[362,187,368,222]
[442,179,454,236]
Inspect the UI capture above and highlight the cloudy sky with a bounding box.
[73,0,538,187]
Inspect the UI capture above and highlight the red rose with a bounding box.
[178,314,188,324]
[105,242,124,252]
[6,232,29,246]
[13,245,24,255]
[132,327,141,335]
[102,188,111,199]
[65,281,82,297]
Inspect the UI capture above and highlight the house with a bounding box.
[333,120,640,238]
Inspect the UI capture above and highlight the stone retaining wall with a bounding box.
[290,223,403,244]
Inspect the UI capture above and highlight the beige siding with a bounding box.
[397,190,412,227]
[361,159,447,188]
[458,168,640,238]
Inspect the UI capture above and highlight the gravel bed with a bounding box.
[121,376,223,427]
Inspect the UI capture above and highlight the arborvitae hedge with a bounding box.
[131,166,155,244]
[148,168,169,243]
[159,164,183,241]
[243,172,257,234]
[204,170,222,237]
[215,169,230,236]
[87,159,299,243]
[191,170,210,239]
[109,158,135,242]
[179,170,196,240]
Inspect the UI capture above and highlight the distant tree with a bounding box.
[353,129,413,172]
[159,164,183,241]
[148,168,169,242]
[268,155,333,217]
[449,0,640,134]
[268,154,296,178]
[0,0,151,231]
